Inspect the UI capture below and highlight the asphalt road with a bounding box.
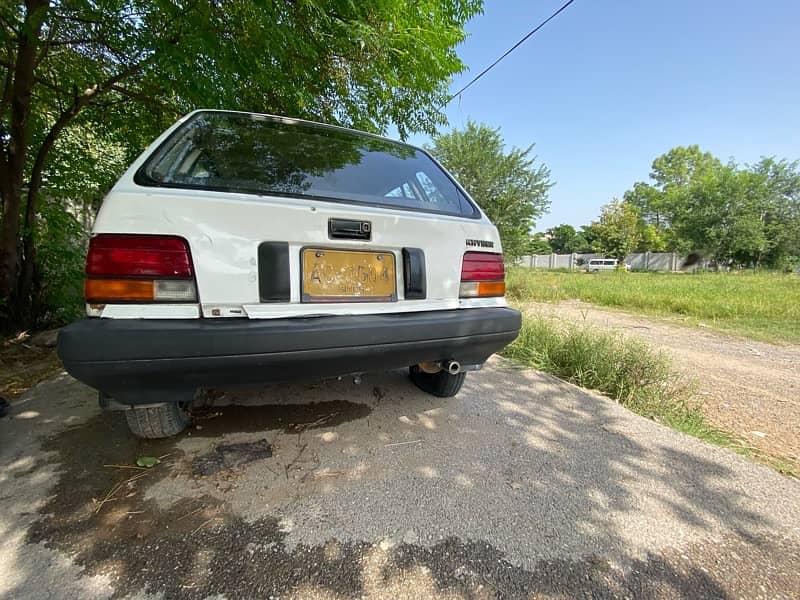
[1,358,799,599]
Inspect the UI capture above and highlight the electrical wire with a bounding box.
[443,0,578,106]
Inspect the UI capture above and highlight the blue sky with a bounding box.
[405,0,800,231]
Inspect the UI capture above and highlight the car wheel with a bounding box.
[409,365,467,398]
[125,402,191,439]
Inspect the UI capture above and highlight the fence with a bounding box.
[518,252,696,271]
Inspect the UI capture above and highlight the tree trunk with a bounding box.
[0,0,49,321]
[17,187,40,328]
[17,124,61,326]
[0,178,22,303]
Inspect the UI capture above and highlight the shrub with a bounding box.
[502,313,734,445]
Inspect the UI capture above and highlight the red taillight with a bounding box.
[460,252,505,282]
[85,234,197,303]
[87,235,194,278]
[460,252,505,298]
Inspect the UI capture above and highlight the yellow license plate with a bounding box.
[301,248,397,302]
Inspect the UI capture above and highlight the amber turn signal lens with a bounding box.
[84,278,154,302]
[458,281,506,298]
[476,281,505,297]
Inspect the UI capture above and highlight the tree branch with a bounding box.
[34,14,59,66]
[6,0,48,178]
[17,55,153,304]
[26,54,153,196]
[109,84,179,112]
[1,47,13,113]
[0,56,66,97]
[42,37,94,47]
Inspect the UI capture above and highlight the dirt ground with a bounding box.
[0,334,62,400]
[525,300,800,469]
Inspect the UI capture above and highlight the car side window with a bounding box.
[385,183,417,199]
[415,171,451,206]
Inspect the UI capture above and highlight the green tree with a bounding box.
[624,182,665,228]
[0,0,483,328]
[622,146,725,253]
[35,126,128,323]
[650,145,722,191]
[428,121,553,260]
[749,158,800,269]
[592,199,642,261]
[579,223,602,249]
[624,145,800,267]
[637,224,667,252]
[545,224,590,253]
[621,146,800,267]
[527,232,552,255]
[688,162,800,268]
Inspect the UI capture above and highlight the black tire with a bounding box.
[409,365,466,398]
[124,402,191,439]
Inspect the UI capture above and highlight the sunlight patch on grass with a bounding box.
[506,268,800,344]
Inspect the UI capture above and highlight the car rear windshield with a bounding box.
[136,111,478,218]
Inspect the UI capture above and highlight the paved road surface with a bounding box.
[1,358,798,599]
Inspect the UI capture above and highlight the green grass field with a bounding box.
[506,268,800,344]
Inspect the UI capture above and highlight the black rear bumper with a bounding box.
[57,308,521,404]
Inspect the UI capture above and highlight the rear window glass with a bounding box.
[137,112,477,218]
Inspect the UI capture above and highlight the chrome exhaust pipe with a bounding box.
[444,360,461,375]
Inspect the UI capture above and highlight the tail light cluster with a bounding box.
[84,235,197,303]
[459,252,506,298]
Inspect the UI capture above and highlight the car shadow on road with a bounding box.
[1,364,798,599]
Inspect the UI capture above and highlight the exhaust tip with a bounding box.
[445,360,461,375]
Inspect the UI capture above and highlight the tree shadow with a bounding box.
[1,362,798,599]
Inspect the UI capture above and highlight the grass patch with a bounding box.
[502,313,743,448]
[506,268,800,344]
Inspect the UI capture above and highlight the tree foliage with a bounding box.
[526,232,551,255]
[592,199,642,261]
[0,0,483,328]
[536,146,799,268]
[545,224,591,254]
[637,224,667,252]
[428,121,553,260]
[622,146,800,268]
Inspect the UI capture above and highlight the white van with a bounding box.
[585,258,627,272]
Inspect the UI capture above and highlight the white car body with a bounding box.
[58,110,521,438]
[92,122,505,319]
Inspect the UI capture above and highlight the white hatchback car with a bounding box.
[57,110,521,438]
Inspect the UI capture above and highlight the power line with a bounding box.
[443,0,578,106]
